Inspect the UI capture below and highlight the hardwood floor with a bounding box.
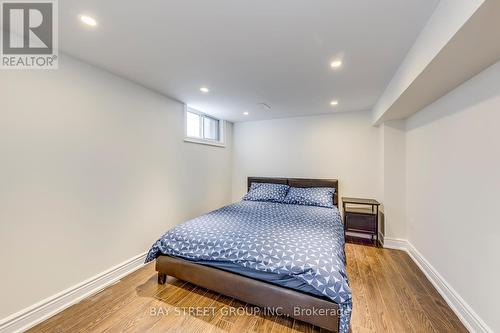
[27,244,467,333]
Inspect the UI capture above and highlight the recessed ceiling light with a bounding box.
[200,87,210,93]
[80,15,97,27]
[330,60,342,68]
[330,100,339,106]
[243,112,249,116]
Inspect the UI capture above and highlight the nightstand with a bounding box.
[342,197,381,246]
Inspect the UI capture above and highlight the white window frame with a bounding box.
[184,106,226,147]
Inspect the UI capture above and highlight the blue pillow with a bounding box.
[283,187,336,208]
[243,182,290,203]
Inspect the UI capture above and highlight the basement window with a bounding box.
[184,107,225,147]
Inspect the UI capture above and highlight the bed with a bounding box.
[145,177,351,332]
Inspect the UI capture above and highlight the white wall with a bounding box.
[380,120,407,239]
[232,111,382,204]
[406,60,500,332]
[0,54,233,319]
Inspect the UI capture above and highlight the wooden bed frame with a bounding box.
[155,177,341,332]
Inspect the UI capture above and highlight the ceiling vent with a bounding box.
[257,103,272,111]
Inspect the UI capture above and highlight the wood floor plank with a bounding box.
[29,266,159,333]
[250,315,275,333]
[394,251,469,333]
[269,314,296,333]
[393,250,468,333]
[345,244,375,333]
[27,243,468,333]
[228,303,259,333]
[206,294,236,332]
[352,245,393,332]
[363,246,415,333]
[379,249,437,333]
[291,319,320,333]
[71,279,170,333]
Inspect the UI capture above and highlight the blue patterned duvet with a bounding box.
[146,201,352,332]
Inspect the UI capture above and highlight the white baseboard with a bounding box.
[0,252,147,333]
[383,238,492,333]
[382,237,407,250]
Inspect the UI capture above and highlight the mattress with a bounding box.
[146,200,352,332]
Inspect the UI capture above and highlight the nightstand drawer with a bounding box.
[345,213,376,233]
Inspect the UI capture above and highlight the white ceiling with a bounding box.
[59,0,439,122]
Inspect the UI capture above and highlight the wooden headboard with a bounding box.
[247,177,339,206]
